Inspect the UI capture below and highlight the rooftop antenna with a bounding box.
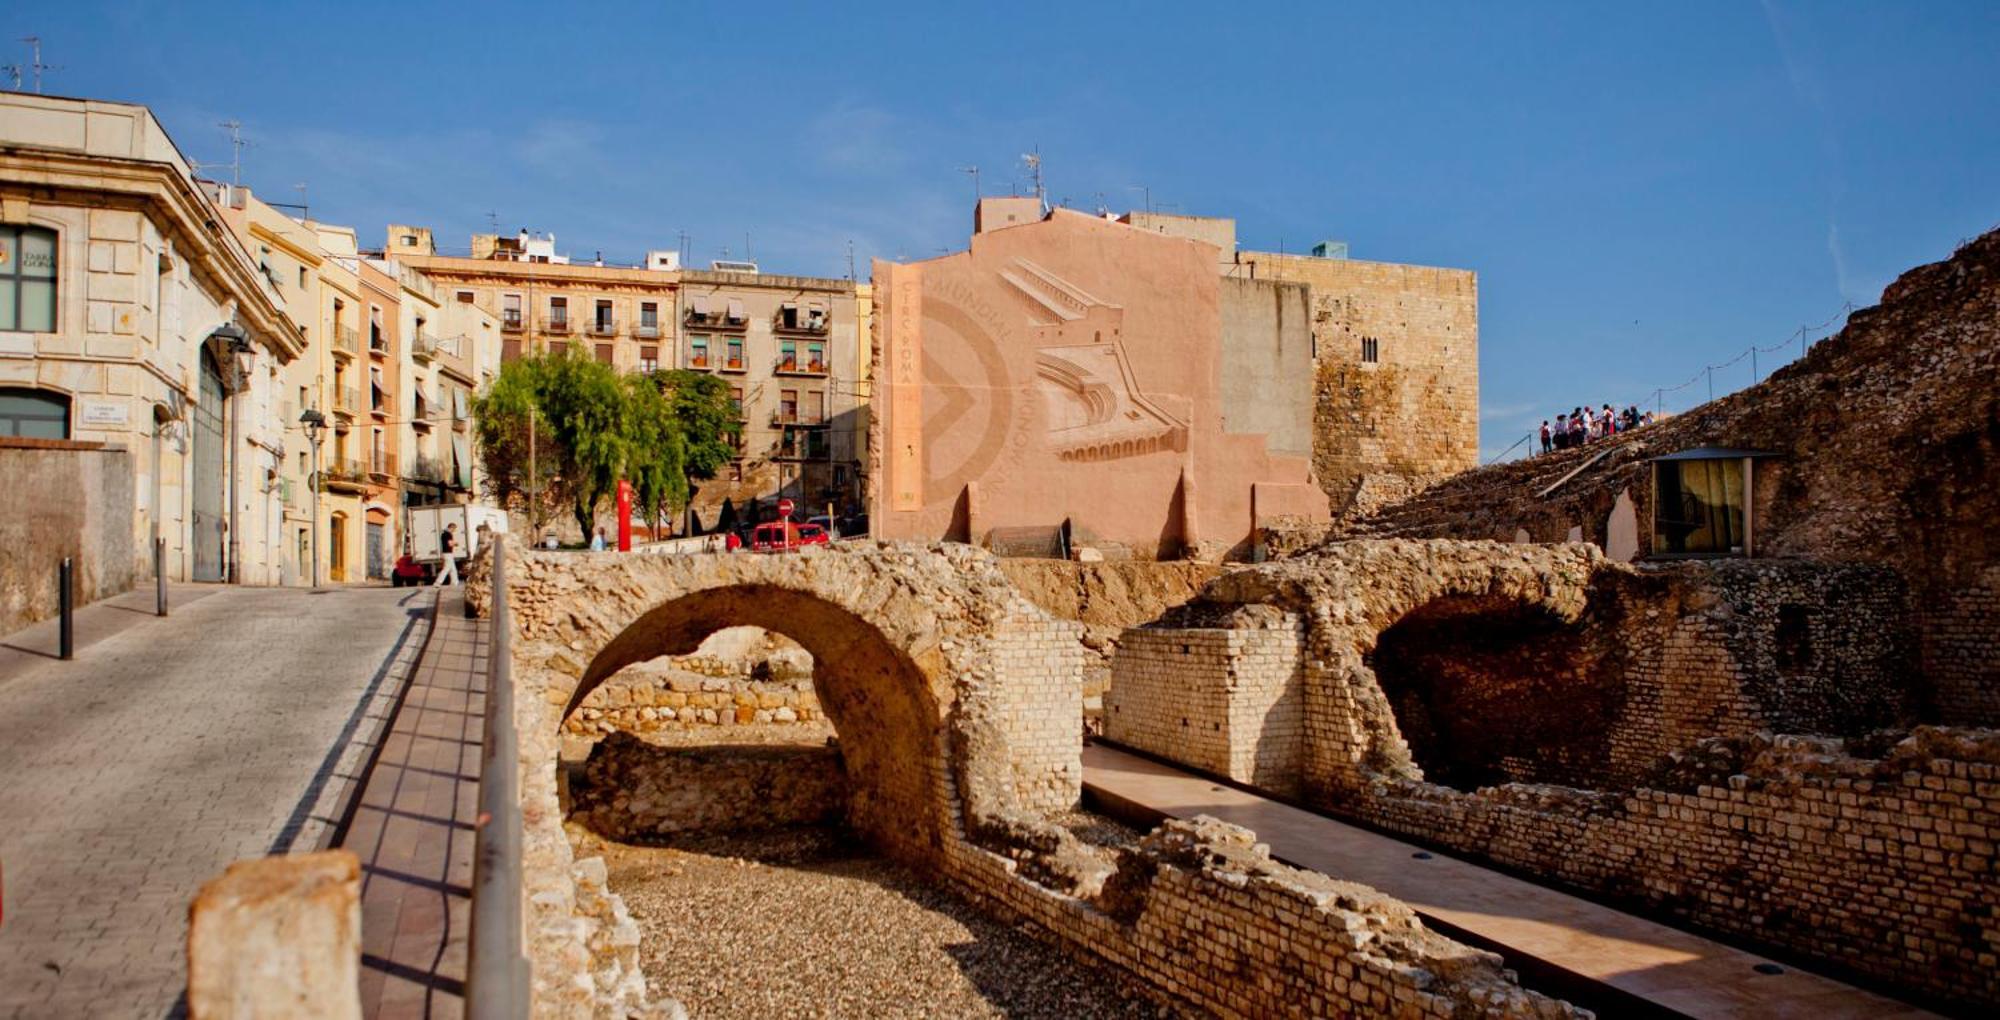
[1021,147,1045,212]
[957,164,980,206]
[21,37,57,94]
[293,182,308,220]
[744,232,753,263]
[485,210,500,233]
[678,229,689,264]
[217,119,251,186]
[1128,184,1153,214]
[1,63,21,91]
[845,239,855,281]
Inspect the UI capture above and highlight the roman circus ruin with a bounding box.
[469,229,2000,1018]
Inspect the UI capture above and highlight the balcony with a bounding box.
[408,454,449,485]
[332,325,360,359]
[543,315,571,334]
[772,410,826,427]
[411,333,438,362]
[370,389,391,418]
[502,311,524,332]
[367,452,398,480]
[587,318,618,337]
[774,307,831,334]
[774,356,829,377]
[324,459,369,492]
[368,330,390,356]
[334,387,362,419]
[635,322,661,339]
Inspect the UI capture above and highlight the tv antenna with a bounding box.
[217,120,252,185]
[19,37,57,94]
[1128,184,1154,214]
[293,182,309,219]
[1021,148,1045,211]
[486,210,501,233]
[845,239,855,281]
[957,164,980,206]
[1,63,20,91]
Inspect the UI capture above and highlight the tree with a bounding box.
[532,346,630,539]
[469,357,566,537]
[652,369,742,528]
[622,372,687,535]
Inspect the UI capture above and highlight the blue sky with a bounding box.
[17,1,1999,457]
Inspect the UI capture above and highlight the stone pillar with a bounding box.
[187,850,362,1020]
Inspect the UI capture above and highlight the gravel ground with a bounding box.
[582,825,1175,1020]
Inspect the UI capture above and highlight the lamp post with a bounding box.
[210,323,253,584]
[300,408,326,589]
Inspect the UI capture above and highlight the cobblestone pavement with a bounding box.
[0,585,433,1020]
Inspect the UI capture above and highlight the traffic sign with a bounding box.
[776,497,796,518]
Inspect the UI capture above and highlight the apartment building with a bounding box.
[677,267,867,520]
[390,227,681,374]
[0,93,304,589]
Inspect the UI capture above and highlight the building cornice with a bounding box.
[0,146,305,360]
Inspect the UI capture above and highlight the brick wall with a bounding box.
[1106,616,1306,795]
[1347,729,2000,1008]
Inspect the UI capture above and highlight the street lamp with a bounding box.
[300,407,326,589]
[209,323,252,584]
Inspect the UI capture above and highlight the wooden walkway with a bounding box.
[1082,743,1937,1020]
[336,591,485,1019]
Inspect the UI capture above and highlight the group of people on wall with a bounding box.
[1539,404,1660,454]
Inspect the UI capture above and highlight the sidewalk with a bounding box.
[0,583,222,687]
[336,589,486,1019]
[1082,742,1936,1020]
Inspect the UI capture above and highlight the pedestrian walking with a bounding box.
[433,523,460,587]
[1539,420,1552,455]
[590,527,607,552]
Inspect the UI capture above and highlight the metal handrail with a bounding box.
[468,536,530,1017]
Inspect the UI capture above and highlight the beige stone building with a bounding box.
[677,267,868,521]
[1124,211,1480,516]
[0,94,305,587]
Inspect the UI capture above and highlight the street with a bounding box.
[0,585,432,1019]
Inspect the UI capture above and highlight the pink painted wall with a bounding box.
[872,210,1326,559]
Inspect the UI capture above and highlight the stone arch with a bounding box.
[572,585,949,854]
[490,543,1084,865]
[1193,539,1610,795]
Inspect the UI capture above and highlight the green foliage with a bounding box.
[470,350,743,541]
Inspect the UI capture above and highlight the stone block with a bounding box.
[186,849,361,1020]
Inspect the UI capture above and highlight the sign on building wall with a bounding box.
[80,400,130,428]
[888,264,924,512]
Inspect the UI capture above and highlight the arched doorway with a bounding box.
[572,584,947,858]
[190,349,226,582]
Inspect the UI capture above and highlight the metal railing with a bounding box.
[334,324,361,357]
[468,536,531,1016]
[411,332,439,362]
[586,318,617,336]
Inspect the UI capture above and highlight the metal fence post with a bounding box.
[155,537,168,617]
[468,535,531,1017]
[58,557,74,660]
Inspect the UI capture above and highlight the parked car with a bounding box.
[750,521,830,553]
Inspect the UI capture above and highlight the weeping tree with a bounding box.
[653,369,741,529]
[622,372,688,534]
[472,350,742,544]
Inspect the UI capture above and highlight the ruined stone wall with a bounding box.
[570,734,845,842]
[564,661,822,739]
[942,817,1581,1020]
[997,558,1220,729]
[1235,252,1479,517]
[1347,729,2000,1008]
[1106,609,1307,796]
[1344,229,2000,726]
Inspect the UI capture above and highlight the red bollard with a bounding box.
[616,479,633,552]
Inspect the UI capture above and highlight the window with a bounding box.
[299,266,308,289]
[456,290,474,303]
[399,234,418,247]
[779,389,798,421]
[726,337,743,369]
[806,341,825,372]
[595,299,613,332]
[805,391,824,424]
[1652,457,1746,556]
[502,293,522,328]
[594,343,613,365]
[640,301,658,328]
[780,302,800,329]
[689,336,709,368]
[728,386,743,415]
[1361,337,1379,363]
[0,387,68,438]
[369,306,385,352]
[639,345,659,373]
[0,225,58,332]
[780,339,797,370]
[549,296,568,327]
